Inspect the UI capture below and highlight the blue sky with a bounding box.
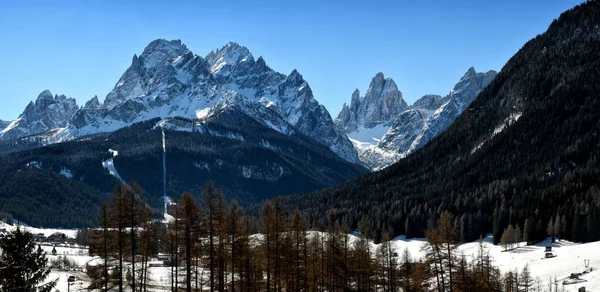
[0,0,582,121]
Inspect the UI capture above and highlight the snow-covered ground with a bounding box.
[458,236,600,291]
[382,235,599,292]
[0,221,78,238]
[347,124,390,146]
[42,235,600,291]
[3,221,596,291]
[102,148,125,183]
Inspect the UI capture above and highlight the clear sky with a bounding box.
[0,0,582,121]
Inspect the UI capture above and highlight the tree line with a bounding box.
[86,181,558,292]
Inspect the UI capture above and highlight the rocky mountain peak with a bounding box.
[412,94,444,110]
[365,72,386,96]
[35,90,54,102]
[138,39,191,69]
[1,40,361,165]
[465,66,477,76]
[141,39,189,58]
[351,89,360,100]
[32,90,77,110]
[0,119,9,131]
[251,56,268,73]
[206,42,254,74]
[286,69,304,85]
[360,67,497,169]
[336,72,407,133]
[83,96,101,109]
[450,67,498,105]
[0,90,79,140]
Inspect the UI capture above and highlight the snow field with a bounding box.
[30,230,599,291]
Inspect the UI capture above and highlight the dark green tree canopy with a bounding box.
[0,227,56,291]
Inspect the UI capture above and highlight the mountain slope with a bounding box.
[1,40,359,164]
[0,120,9,130]
[359,68,496,169]
[0,90,78,141]
[337,68,496,170]
[287,1,600,243]
[0,107,367,227]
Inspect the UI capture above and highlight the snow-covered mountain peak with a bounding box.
[0,90,79,140]
[206,42,254,74]
[30,90,77,110]
[136,39,192,71]
[359,67,497,170]
[141,39,190,60]
[1,40,360,165]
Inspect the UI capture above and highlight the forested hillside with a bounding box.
[0,108,366,228]
[286,1,600,244]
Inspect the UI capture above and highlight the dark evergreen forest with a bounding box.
[285,1,600,244]
[0,108,366,228]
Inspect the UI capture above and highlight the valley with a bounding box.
[0,0,598,291]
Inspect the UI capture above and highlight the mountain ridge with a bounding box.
[337,68,496,169]
[0,107,367,227]
[0,40,360,164]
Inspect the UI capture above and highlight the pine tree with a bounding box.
[523,218,535,245]
[520,264,533,292]
[424,224,445,291]
[424,211,459,291]
[110,183,130,292]
[201,180,220,292]
[500,225,516,250]
[438,211,458,291]
[546,216,556,242]
[178,192,201,292]
[350,230,374,291]
[504,270,517,292]
[400,248,412,292]
[560,216,567,240]
[227,199,243,292]
[513,224,522,248]
[260,200,275,292]
[87,202,112,291]
[290,209,308,291]
[0,227,56,292]
[553,215,561,241]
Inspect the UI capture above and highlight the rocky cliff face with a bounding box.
[1,39,360,164]
[341,68,497,169]
[0,90,79,140]
[0,120,9,131]
[379,68,497,155]
[336,72,408,133]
